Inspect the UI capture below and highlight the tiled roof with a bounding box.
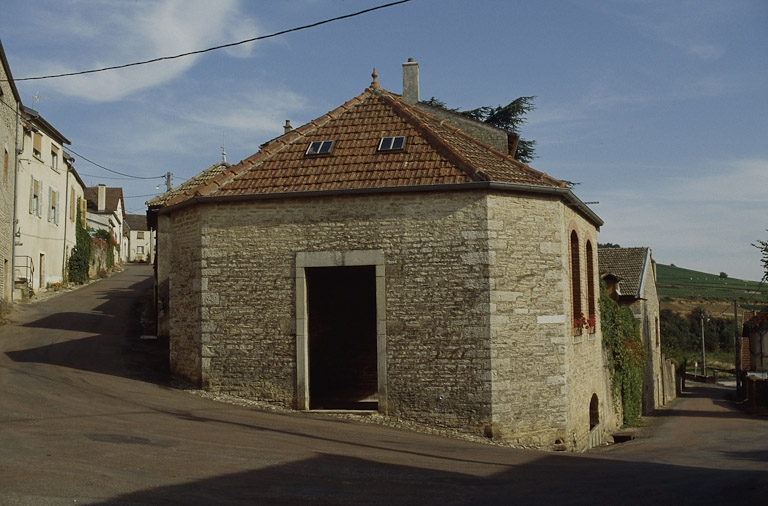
[124,214,147,231]
[598,247,651,299]
[146,161,230,207]
[157,83,567,209]
[84,187,125,217]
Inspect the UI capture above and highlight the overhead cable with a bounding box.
[12,0,412,82]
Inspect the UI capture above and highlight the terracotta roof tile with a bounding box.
[159,86,568,208]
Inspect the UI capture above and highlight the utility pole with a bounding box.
[734,300,741,396]
[701,311,707,379]
[165,172,172,191]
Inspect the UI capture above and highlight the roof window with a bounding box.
[306,140,333,156]
[378,136,406,152]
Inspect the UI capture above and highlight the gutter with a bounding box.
[153,181,603,228]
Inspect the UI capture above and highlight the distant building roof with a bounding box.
[598,247,652,300]
[124,214,147,231]
[84,186,125,218]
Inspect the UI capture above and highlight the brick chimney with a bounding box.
[97,184,106,212]
[402,58,419,104]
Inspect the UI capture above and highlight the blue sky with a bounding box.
[2,0,767,281]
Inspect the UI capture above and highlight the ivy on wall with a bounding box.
[67,198,91,284]
[600,282,646,426]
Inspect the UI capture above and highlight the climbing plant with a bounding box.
[67,198,91,284]
[94,229,116,270]
[600,282,645,426]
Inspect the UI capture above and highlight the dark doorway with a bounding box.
[306,265,377,410]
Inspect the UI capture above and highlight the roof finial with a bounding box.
[371,67,380,89]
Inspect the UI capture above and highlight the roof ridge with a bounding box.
[383,93,565,188]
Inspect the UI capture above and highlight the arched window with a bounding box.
[589,394,600,430]
[586,241,596,333]
[570,231,582,333]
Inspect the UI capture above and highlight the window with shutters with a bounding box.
[51,145,59,171]
[33,132,42,159]
[48,187,60,225]
[29,176,42,217]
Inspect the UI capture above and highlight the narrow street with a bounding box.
[0,265,766,505]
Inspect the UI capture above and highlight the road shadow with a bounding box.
[5,270,169,385]
[84,451,767,505]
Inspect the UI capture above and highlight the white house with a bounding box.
[15,106,85,293]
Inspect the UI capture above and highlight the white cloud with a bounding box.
[23,0,262,102]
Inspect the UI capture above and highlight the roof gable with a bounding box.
[160,84,566,208]
[598,247,652,300]
[85,186,125,218]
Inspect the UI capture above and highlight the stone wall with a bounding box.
[635,258,664,413]
[168,206,204,386]
[0,61,18,301]
[166,188,613,448]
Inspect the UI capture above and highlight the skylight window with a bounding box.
[378,136,406,152]
[306,140,333,156]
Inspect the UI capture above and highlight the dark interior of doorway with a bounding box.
[306,265,377,410]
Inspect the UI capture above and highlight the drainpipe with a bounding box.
[11,101,21,300]
[62,160,71,282]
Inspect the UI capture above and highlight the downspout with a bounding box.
[62,163,70,282]
[11,101,21,300]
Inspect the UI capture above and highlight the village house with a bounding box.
[148,62,616,450]
[598,246,675,411]
[14,105,86,294]
[84,184,126,265]
[124,213,153,263]
[0,41,21,302]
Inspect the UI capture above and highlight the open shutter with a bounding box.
[29,176,35,214]
[55,190,60,225]
[37,180,43,218]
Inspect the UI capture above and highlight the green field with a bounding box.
[656,264,768,308]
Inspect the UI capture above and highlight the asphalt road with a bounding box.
[1,265,767,505]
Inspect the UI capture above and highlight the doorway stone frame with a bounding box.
[295,250,387,413]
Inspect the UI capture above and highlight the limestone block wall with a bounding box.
[165,188,614,447]
[0,65,18,301]
[486,193,615,450]
[561,208,616,450]
[637,260,664,413]
[168,206,204,386]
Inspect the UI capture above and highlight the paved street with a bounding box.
[1,265,767,505]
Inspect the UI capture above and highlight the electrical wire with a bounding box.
[11,0,412,82]
[65,147,164,180]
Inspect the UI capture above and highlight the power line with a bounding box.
[12,0,412,82]
[66,147,163,180]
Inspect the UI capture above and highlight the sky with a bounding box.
[1,0,767,281]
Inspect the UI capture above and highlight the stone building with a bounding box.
[149,63,616,450]
[0,41,21,302]
[598,246,671,412]
[125,214,153,263]
[84,185,126,264]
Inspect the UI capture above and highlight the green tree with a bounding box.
[423,96,537,164]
